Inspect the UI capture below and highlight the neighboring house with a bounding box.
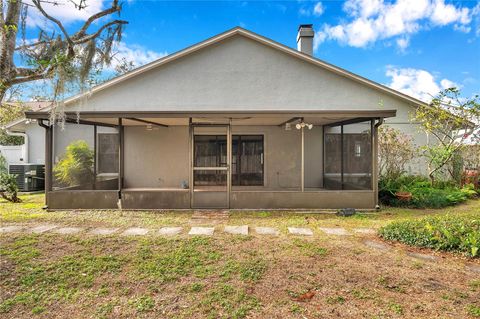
[23,25,436,210]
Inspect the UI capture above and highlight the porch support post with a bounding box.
[38,120,53,207]
[373,118,383,208]
[301,118,305,192]
[118,118,124,198]
[189,118,193,209]
[227,118,232,207]
[93,125,97,190]
[340,124,344,190]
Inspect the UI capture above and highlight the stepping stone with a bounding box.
[89,228,119,235]
[29,225,57,234]
[255,227,279,236]
[407,252,437,262]
[288,227,313,236]
[363,240,390,251]
[0,225,23,233]
[188,227,214,236]
[224,225,248,235]
[319,227,350,236]
[465,264,480,273]
[158,227,183,236]
[53,227,83,234]
[353,228,376,235]
[122,227,149,236]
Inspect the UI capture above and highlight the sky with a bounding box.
[18,0,480,102]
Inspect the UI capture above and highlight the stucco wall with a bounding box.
[66,35,418,114]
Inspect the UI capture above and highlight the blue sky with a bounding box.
[22,0,480,102]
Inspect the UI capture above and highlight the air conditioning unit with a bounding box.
[8,164,45,192]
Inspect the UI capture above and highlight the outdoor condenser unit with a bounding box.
[8,164,45,192]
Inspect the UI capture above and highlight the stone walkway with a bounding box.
[1,224,478,273]
[0,224,372,238]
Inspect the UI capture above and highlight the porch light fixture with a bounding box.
[295,122,313,130]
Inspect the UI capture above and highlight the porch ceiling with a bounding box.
[26,110,396,127]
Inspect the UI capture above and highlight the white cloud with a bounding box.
[315,0,478,50]
[25,0,106,28]
[299,1,324,16]
[108,42,168,70]
[386,66,459,102]
[313,2,324,16]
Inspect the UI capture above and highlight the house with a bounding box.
[20,25,433,210]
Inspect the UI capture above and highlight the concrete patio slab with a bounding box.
[0,225,24,233]
[158,227,183,236]
[122,227,149,236]
[288,227,313,236]
[224,225,248,235]
[30,225,57,234]
[89,228,119,235]
[407,252,437,262]
[319,227,351,236]
[363,240,390,251]
[255,227,279,236]
[353,228,376,235]
[52,227,83,234]
[188,227,214,236]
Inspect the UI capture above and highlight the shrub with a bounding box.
[53,140,94,187]
[0,173,20,203]
[379,175,477,208]
[378,126,417,180]
[379,214,480,257]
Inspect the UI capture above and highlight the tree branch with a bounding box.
[74,0,121,39]
[73,19,127,44]
[31,0,74,48]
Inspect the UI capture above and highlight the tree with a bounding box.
[413,88,480,184]
[378,126,417,179]
[0,102,27,145]
[0,0,128,103]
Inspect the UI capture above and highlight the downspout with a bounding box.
[5,129,28,163]
[373,118,384,209]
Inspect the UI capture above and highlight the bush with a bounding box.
[379,175,477,208]
[379,214,480,257]
[53,140,94,187]
[0,173,20,203]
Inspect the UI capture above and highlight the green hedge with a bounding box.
[379,214,480,257]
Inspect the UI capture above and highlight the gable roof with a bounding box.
[57,26,426,109]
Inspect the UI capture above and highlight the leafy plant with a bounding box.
[0,173,20,203]
[380,214,480,258]
[53,140,94,187]
[378,126,417,180]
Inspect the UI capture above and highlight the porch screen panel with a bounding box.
[194,135,227,186]
[97,133,119,174]
[342,122,372,190]
[232,135,264,186]
[52,123,96,190]
[324,126,342,189]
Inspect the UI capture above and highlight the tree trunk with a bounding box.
[0,0,22,104]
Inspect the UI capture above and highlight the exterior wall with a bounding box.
[48,190,118,209]
[66,35,418,114]
[25,123,45,164]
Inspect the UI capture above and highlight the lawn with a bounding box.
[1,195,479,318]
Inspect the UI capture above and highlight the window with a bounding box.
[193,134,264,186]
[97,133,119,174]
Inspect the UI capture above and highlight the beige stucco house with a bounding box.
[20,25,432,210]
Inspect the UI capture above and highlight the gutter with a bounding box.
[4,129,28,163]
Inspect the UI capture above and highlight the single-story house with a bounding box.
[16,25,434,210]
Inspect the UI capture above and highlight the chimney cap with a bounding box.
[298,24,313,31]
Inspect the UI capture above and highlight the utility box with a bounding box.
[8,164,45,192]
